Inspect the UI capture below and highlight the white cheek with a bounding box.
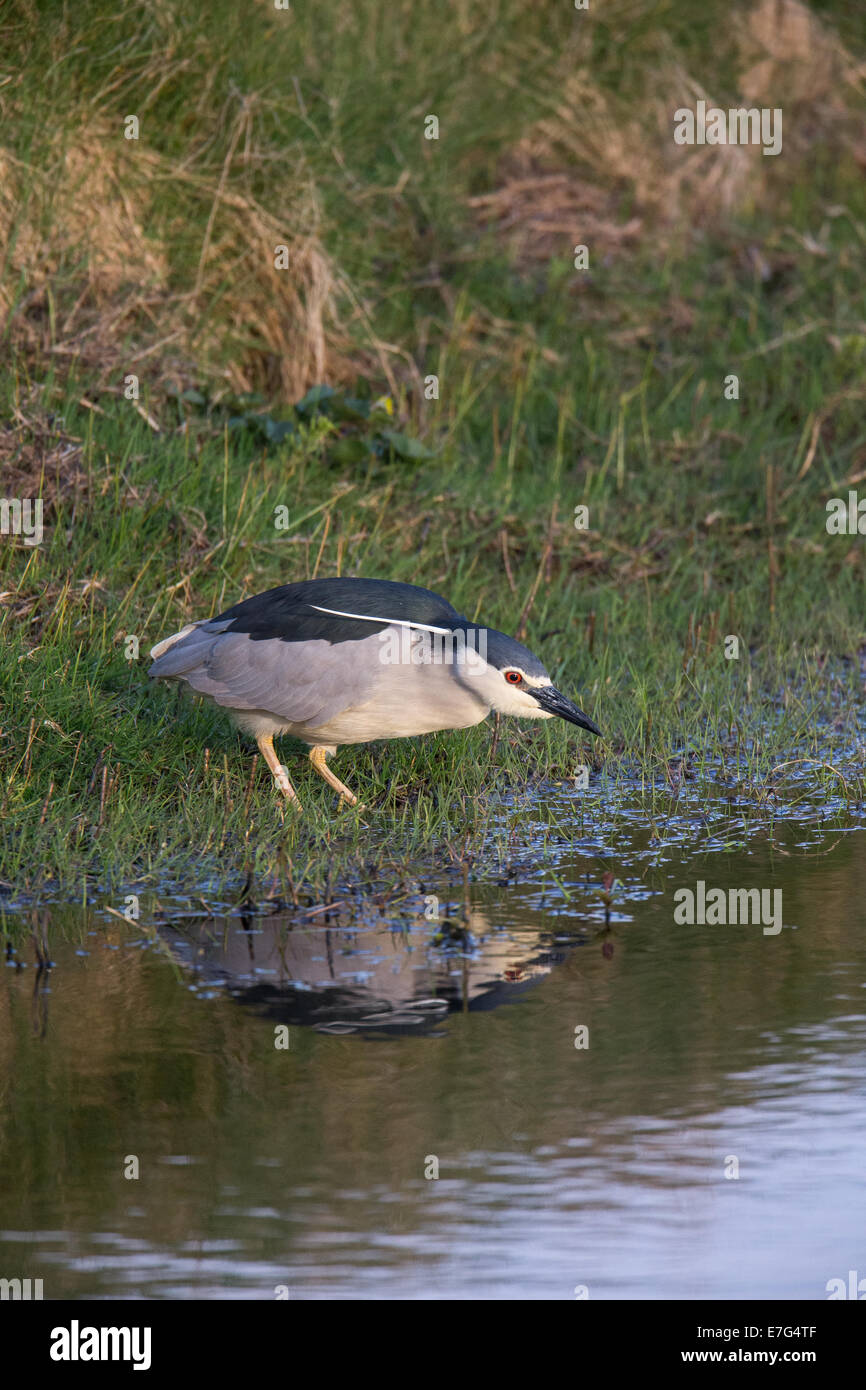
[496,685,549,717]
[455,658,549,717]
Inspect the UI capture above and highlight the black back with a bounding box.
[215,577,467,645]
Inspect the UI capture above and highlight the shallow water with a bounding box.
[2,819,865,1300]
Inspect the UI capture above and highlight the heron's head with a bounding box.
[455,629,601,735]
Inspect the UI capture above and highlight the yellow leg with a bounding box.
[256,733,302,810]
[309,745,359,807]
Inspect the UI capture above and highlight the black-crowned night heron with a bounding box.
[148,577,600,809]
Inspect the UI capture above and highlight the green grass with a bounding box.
[1,0,865,899]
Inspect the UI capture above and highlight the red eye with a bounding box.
[504,670,522,685]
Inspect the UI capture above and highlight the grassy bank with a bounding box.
[1,0,865,898]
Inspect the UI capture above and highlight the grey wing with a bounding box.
[148,622,381,725]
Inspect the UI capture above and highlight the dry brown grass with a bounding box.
[0,104,355,403]
[0,404,86,511]
[471,0,866,267]
[1,0,862,406]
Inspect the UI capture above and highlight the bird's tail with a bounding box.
[148,620,229,678]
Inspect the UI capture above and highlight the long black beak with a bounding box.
[534,685,601,736]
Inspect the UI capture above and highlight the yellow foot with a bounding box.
[309,745,360,807]
[256,733,302,810]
